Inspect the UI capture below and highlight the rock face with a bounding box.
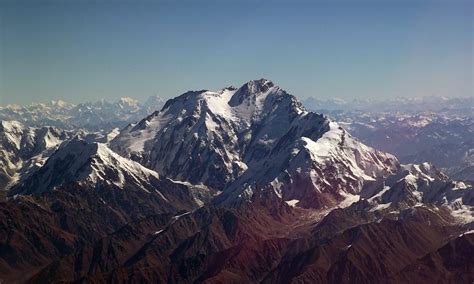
[111,79,398,209]
[393,231,474,283]
[359,163,474,222]
[23,195,470,283]
[0,79,472,283]
[2,139,213,282]
[0,120,72,190]
[11,138,213,212]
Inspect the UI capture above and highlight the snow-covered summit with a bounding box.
[118,97,140,108]
[111,79,398,208]
[360,162,474,224]
[11,137,216,212]
[0,120,72,190]
[111,79,310,187]
[12,138,162,195]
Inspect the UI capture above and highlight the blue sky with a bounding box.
[0,0,472,105]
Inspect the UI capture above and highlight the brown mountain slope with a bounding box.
[392,232,474,284]
[26,192,468,284]
[0,179,202,283]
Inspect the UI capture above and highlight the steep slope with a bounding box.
[1,80,473,283]
[13,138,162,195]
[11,138,213,211]
[311,102,474,183]
[111,79,398,209]
[26,192,468,283]
[0,120,71,190]
[393,231,474,283]
[358,163,474,225]
[1,138,213,281]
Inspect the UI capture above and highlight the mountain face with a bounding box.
[0,79,473,283]
[24,191,470,283]
[359,163,473,221]
[0,121,72,190]
[12,138,213,211]
[1,138,213,281]
[393,231,474,283]
[12,138,163,195]
[111,79,398,209]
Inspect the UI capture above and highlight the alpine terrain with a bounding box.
[0,79,472,283]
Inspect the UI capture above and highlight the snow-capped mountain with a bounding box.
[0,96,165,132]
[2,138,213,282]
[13,139,161,194]
[67,97,143,131]
[111,79,398,209]
[306,100,474,183]
[1,79,472,282]
[12,138,213,210]
[0,121,72,190]
[143,95,166,114]
[359,163,473,225]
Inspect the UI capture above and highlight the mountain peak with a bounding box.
[50,99,69,108]
[118,97,139,107]
[0,120,24,132]
[111,79,398,207]
[13,138,161,195]
[242,78,274,92]
[228,79,275,107]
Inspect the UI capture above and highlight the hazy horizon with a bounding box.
[1,85,472,108]
[1,0,473,105]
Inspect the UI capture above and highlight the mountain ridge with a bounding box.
[0,79,472,282]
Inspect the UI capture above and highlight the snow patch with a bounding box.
[285,199,299,207]
[338,192,360,208]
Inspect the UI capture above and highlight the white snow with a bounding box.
[1,120,24,132]
[301,122,342,163]
[460,229,474,237]
[338,193,360,208]
[24,140,162,194]
[43,131,61,148]
[1,121,24,150]
[453,181,468,190]
[204,113,219,132]
[204,89,235,120]
[370,202,392,211]
[300,121,382,183]
[172,211,191,221]
[107,80,399,209]
[112,113,173,155]
[106,128,120,142]
[368,185,391,202]
[93,143,160,184]
[285,199,300,207]
[451,206,474,224]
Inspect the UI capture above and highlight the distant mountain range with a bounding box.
[2,92,471,182]
[302,96,473,113]
[302,98,474,182]
[0,80,472,283]
[0,96,165,131]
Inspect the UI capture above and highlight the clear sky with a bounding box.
[0,0,472,105]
